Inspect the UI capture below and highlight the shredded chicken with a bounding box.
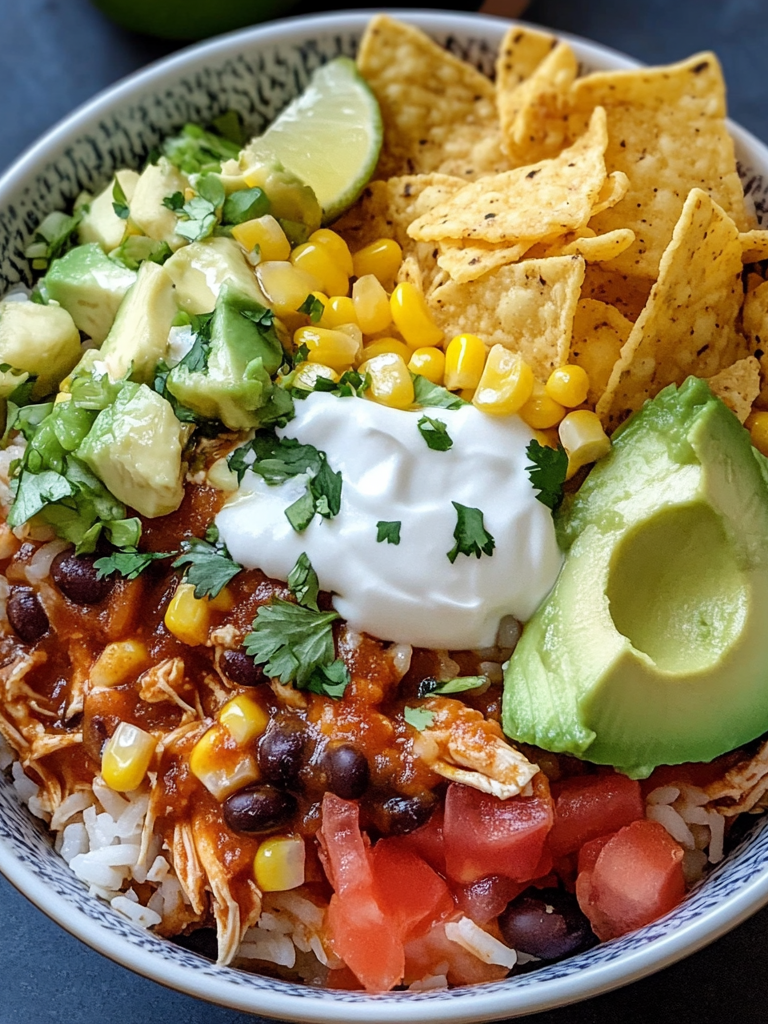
[411,697,538,799]
[139,658,201,720]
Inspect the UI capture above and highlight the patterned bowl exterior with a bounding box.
[2,10,768,1022]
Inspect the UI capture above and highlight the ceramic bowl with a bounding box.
[2,10,768,1022]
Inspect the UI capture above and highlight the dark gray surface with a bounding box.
[2,0,768,1020]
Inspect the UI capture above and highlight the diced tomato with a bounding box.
[403,918,509,987]
[575,819,686,941]
[371,839,454,940]
[396,805,446,875]
[548,772,644,860]
[319,793,404,992]
[443,774,554,884]
[453,875,526,925]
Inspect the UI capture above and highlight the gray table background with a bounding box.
[2,0,768,1020]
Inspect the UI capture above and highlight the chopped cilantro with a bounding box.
[162,192,185,212]
[112,236,172,271]
[287,552,320,611]
[404,705,436,731]
[172,530,242,599]
[161,122,240,175]
[94,549,172,581]
[411,373,465,410]
[285,489,316,532]
[418,675,487,697]
[243,599,349,697]
[211,109,247,146]
[309,369,371,399]
[111,178,130,219]
[525,439,568,511]
[376,520,401,545]
[417,414,453,452]
[297,294,325,323]
[447,502,495,564]
[222,186,270,226]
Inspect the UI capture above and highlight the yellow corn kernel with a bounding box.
[408,347,445,385]
[254,835,306,892]
[189,724,260,801]
[519,381,567,430]
[232,215,291,262]
[747,410,768,457]
[558,409,611,479]
[390,282,443,349]
[473,345,534,416]
[352,274,392,334]
[459,388,476,403]
[546,364,590,408]
[90,640,150,689]
[164,582,211,647]
[360,338,411,364]
[309,229,353,276]
[359,352,414,409]
[293,361,339,391]
[533,428,560,449]
[444,333,487,391]
[256,261,322,317]
[291,241,349,298]
[101,721,157,793]
[295,325,361,371]
[353,238,403,285]
[208,586,235,613]
[219,695,269,745]
[319,295,358,330]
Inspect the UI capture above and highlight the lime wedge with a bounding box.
[250,57,383,224]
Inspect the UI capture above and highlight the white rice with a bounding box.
[646,782,726,878]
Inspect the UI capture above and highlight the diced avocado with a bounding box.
[78,169,140,253]
[41,243,137,343]
[99,261,177,384]
[166,284,290,430]
[78,382,185,518]
[163,236,269,314]
[0,300,81,398]
[129,158,189,251]
[222,147,321,234]
[502,377,768,779]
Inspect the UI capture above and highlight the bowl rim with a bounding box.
[3,8,768,1022]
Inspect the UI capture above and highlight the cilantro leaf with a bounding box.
[172,533,242,599]
[411,373,465,410]
[243,599,344,691]
[94,550,172,581]
[222,186,270,226]
[404,705,436,731]
[447,502,495,564]
[287,552,320,611]
[309,369,371,398]
[211,109,247,146]
[285,489,316,532]
[8,469,75,526]
[418,675,488,697]
[161,122,240,175]
[162,192,185,212]
[304,658,349,699]
[297,294,325,323]
[525,439,568,511]
[175,195,218,243]
[417,415,453,452]
[112,235,171,271]
[112,178,130,219]
[310,458,342,520]
[376,520,401,545]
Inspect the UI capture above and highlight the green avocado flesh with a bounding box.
[502,376,768,779]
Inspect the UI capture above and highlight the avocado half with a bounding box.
[502,377,768,778]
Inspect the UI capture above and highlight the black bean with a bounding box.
[51,550,115,605]
[498,887,595,961]
[222,784,297,834]
[373,790,438,836]
[323,742,369,800]
[220,649,266,688]
[8,588,49,643]
[258,723,306,786]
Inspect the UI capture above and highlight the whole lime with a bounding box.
[91,0,298,40]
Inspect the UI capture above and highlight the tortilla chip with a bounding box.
[706,356,760,422]
[427,255,585,380]
[498,39,578,167]
[742,280,768,407]
[539,228,636,262]
[740,229,768,263]
[435,238,534,283]
[357,15,503,180]
[408,106,608,244]
[581,265,653,322]
[590,171,630,216]
[596,189,745,430]
[568,53,753,279]
[570,298,633,406]
[495,25,557,93]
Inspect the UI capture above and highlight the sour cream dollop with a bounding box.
[216,392,562,649]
